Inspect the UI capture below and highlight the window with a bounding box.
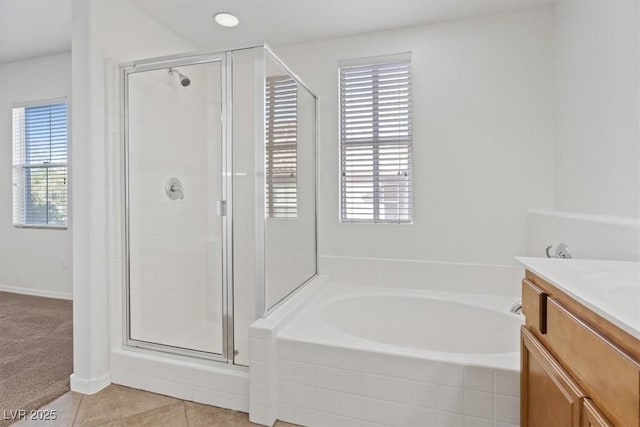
[265,75,297,218]
[339,53,412,223]
[12,101,68,227]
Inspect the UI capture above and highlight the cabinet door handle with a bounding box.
[539,293,547,334]
[522,279,548,334]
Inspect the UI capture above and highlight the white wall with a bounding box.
[276,6,555,267]
[0,52,73,299]
[538,0,640,261]
[523,0,640,262]
[553,0,639,219]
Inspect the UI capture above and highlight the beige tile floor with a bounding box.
[12,385,296,427]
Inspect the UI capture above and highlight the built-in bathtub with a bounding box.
[249,279,522,427]
[320,292,522,355]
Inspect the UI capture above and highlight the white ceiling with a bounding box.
[131,0,552,51]
[0,0,551,65]
[0,0,71,64]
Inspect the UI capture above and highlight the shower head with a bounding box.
[168,67,191,87]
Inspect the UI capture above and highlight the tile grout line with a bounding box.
[71,394,83,427]
[94,401,185,426]
[183,400,190,427]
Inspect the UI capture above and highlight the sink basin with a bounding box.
[582,271,640,289]
[579,272,640,329]
[606,285,639,300]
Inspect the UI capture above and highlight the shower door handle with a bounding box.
[217,200,227,216]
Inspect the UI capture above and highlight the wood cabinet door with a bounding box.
[521,327,585,427]
[582,399,613,427]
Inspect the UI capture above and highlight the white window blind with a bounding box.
[265,75,297,219]
[339,53,412,223]
[12,102,68,227]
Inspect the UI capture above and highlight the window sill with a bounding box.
[13,224,68,230]
[339,220,413,225]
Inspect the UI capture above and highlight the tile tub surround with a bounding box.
[271,342,519,427]
[249,279,521,426]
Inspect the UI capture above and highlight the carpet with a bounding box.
[0,291,73,426]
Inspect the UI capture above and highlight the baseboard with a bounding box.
[0,284,72,300]
[70,372,111,395]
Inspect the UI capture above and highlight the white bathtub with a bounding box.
[269,282,523,427]
[322,294,522,355]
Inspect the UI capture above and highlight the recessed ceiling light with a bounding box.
[213,12,239,28]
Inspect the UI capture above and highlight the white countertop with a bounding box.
[516,257,640,340]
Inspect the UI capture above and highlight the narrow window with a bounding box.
[12,101,68,227]
[339,53,413,223]
[265,76,298,218]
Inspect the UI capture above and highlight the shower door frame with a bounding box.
[120,52,234,363]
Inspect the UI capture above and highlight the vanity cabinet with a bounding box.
[521,327,583,426]
[582,399,613,427]
[520,271,640,427]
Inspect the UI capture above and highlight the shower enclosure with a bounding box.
[121,45,317,366]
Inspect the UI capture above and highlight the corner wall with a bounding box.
[553,0,639,219]
[0,52,73,299]
[528,0,640,262]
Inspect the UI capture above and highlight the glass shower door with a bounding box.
[125,57,226,358]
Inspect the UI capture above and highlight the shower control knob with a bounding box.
[165,177,184,200]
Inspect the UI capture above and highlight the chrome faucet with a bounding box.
[510,301,523,315]
[545,243,572,259]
